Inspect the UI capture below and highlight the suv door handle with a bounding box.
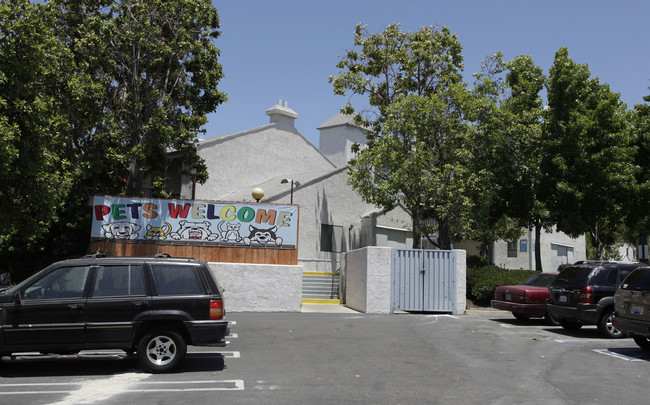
[67,303,85,312]
[132,302,148,310]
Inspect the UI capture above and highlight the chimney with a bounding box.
[265,98,298,129]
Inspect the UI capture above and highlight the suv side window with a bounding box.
[621,268,650,290]
[150,264,204,295]
[24,266,91,300]
[606,269,619,285]
[93,265,146,297]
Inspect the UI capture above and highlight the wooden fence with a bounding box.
[90,240,298,265]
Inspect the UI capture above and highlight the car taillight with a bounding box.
[579,286,593,304]
[210,299,224,320]
[521,292,533,303]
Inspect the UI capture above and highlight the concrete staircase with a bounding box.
[302,272,340,304]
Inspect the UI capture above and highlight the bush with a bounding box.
[467,254,489,269]
[467,265,539,306]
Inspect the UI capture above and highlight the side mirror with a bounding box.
[14,291,22,304]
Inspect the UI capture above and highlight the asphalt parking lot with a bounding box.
[2,307,649,404]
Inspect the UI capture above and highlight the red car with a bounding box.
[491,272,559,325]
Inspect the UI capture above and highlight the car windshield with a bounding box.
[551,266,593,289]
[620,268,650,290]
[521,273,557,287]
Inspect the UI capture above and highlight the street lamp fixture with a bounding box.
[252,187,264,203]
[281,178,300,204]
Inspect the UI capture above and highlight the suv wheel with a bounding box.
[597,307,624,339]
[137,329,187,373]
[633,336,650,351]
[558,319,583,331]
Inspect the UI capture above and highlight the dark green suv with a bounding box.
[0,254,228,373]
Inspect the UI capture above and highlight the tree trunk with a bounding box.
[412,208,421,249]
[534,221,543,272]
[438,218,451,250]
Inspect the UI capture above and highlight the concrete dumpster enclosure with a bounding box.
[344,247,466,315]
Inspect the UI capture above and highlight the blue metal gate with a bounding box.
[392,249,457,313]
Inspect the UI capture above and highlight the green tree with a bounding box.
[627,90,650,255]
[472,54,550,269]
[0,1,73,253]
[54,0,227,197]
[0,0,227,280]
[541,48,636,259]
[331,24,483,249]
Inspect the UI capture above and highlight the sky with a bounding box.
[205,1,650,147]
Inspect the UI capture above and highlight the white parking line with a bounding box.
[554,339,610,344]
[0,379,246,395]
[593,349,645,361]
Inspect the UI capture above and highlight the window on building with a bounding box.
[507,241,518,257]
[520,239,528,253]
[321,224,343,252]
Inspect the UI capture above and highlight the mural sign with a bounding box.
[91,196,298,248]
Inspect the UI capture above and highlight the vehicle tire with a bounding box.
[512,313,530,321]
[597,307,625,339]
[544,309,560,326]
[137,329,187,373]
[633,336,650,351]
[558,319,583,331]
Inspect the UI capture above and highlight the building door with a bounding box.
[551,244,574,272]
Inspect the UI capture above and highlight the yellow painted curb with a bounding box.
[302,299,341,304]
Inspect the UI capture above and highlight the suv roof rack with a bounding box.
[84,253,107,259]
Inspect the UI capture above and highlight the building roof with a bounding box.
[317,113,357,130]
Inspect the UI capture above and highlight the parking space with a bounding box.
[488,311,650,363]
[2,313,650,404]
[0,320,245,402]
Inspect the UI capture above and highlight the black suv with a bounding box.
[547,261,646,338]
[0,254,228,373]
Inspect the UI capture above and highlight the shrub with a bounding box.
[467,265,539,306]
[467,254,489,269]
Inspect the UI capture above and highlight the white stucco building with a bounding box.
[167,98,586,311]
[174,99,412,275]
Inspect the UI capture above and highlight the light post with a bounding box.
[281,178,300,204]
[190,168,197,200]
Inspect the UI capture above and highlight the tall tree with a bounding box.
[0,0,73,252]
[541,48,636,259]
[331,24,482,249]
[627,90,650,257]
[0,0,227,280]
[53,0,227,197]
[472,54,549,269]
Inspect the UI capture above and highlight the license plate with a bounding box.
[559,295,568,303]
[505,293,511,301]
[631,305,644,315]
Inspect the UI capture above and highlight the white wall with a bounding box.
[209,262,303,312]
[344,247,393,314]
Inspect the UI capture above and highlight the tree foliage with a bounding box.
[471,54,550,268]
[541,48,637,259]
[0,0,226,279]
[331,24,484,249]
[0,0,73,252]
